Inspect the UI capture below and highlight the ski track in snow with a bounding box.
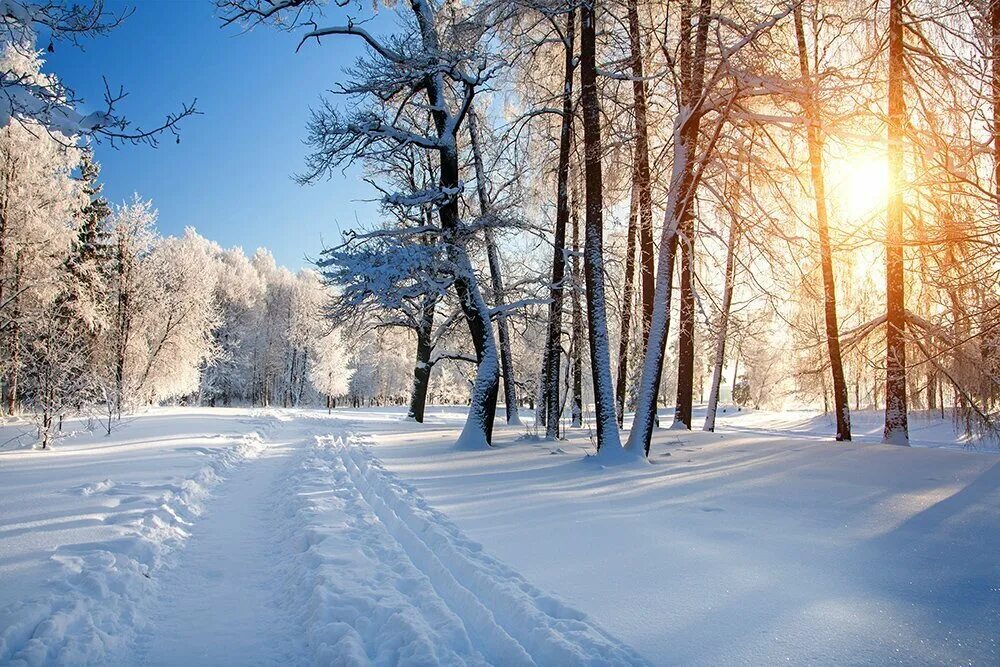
[3,413,647,666]
[311,436,648,666]
[120,439,307,666]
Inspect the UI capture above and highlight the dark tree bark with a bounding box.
[580,0,623,452]
[615,176,638,426]
[407,294,436,423]
[627,0,655,340]
[672,0,711,431]
[883,0,909,445]
[543,7,576,439]
[794,5,852,441]
[571,183,584,428]
[467,107,520,425]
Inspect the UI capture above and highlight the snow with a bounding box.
[1,405,997,665]
[0,409,276,664]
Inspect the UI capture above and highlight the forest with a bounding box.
[2,0,996,454]
[1,1,999,664]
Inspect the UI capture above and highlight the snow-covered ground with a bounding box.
[1,406,997,665]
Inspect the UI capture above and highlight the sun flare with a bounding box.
[832,152,889,221]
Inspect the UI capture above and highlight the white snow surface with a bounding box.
[0,405,997,665]
[0,408,644,666]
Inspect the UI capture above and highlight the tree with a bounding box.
[542,4,576,439]
[579,0,626,457]
[883,0,908,445]
[220,0,506,448]
[792,2,851,441]
[309,329,354,412]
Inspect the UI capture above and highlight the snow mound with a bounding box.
[0,427,272,665]
[282,434,648,666]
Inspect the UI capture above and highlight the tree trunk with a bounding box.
[703,220,738,432]
[627,0,655,341]
[571,182,584,429]
[412,0,499,447]
[407,294,436,423]
[6,257,20,416]
[615,176,638,427]
[580,0,624,454]
[624,107,704,455]
[794,6,852,441]
[883,0,909,445]
[671,0,711,431]
[543,7,576,439]
[468,107,520,426]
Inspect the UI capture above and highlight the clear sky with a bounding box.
[48,0,386,270]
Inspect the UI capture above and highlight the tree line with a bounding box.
[220,0,999,455]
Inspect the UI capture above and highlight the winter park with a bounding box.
[0,0,999,665]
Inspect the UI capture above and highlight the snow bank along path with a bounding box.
[0,413,278,665]
[1,411,647,665]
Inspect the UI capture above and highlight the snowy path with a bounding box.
[123,439,306,665]
[276,434,647,666]
[88,418,646,666]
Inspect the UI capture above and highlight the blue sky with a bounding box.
[48,0,387,270]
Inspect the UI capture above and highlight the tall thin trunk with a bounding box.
[615,175,639,426]
[580,0,623,453]
[6,256,21,416]
[672,0,711,430]
[627,0,655,339]
[407,294,436,423]
[535,345,548,426]
[571,186,584,429]
[794,6,852,441]
[883,0,909,445]
[543,8,576,439]
[703,219,738,432]
[993,0,1000,214]
[468,107,520,425]
[625,87,714,454]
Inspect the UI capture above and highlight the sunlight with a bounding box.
[833,151,889,221]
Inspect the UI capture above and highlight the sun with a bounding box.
[831,151,889,222]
